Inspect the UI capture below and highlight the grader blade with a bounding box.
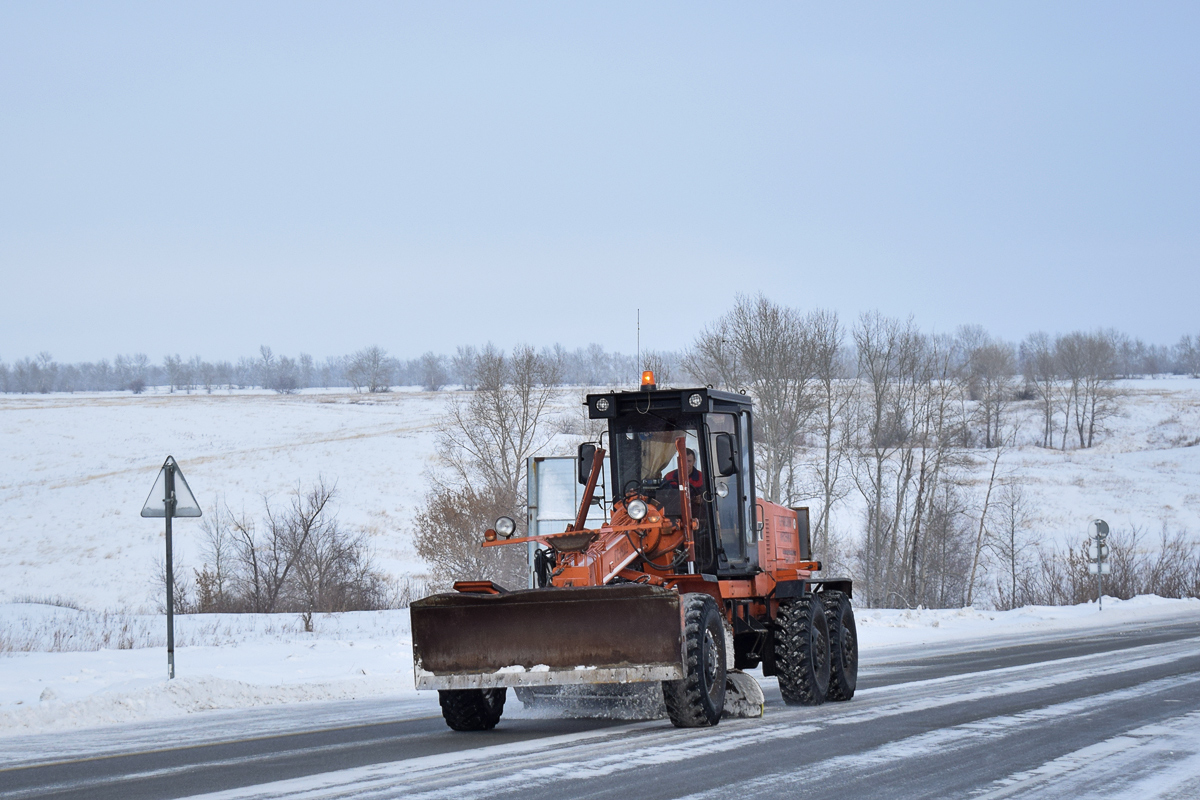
[411,585,685,690]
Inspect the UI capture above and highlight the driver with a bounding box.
[663,448,703,500]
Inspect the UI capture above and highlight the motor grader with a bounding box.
[410,373,857,730]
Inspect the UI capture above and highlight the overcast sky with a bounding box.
[2,2,1197,362]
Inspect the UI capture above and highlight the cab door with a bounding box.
[707,412,748,572]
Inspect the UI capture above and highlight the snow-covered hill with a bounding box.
[1,379,1198,611]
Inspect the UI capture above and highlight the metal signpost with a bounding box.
[1087,518,1110,611]
[141,456,202,679]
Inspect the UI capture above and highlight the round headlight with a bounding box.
[627,499,648,521]
[495,516,516,538]
[688,392,703,408]
[595,397,610,412]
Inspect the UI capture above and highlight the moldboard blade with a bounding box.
[410,585,684,690]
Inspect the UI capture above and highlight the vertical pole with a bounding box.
[1097,536,1103,612]
[164,464,177,679]
[526,457,537,589]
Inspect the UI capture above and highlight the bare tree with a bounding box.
[271,355,299,394]
[419,352,448,391]
[257,346,276,390]
[413,344,562,589]
[848,312,915,605]
[292,516,385,613]
[438,344,561,504]
[1020,332,1059,448]
[1056,331,1119,449]
[682,318,741,391]
[684,295,816,504]
[849,314,969,607]
[345,346,394,393]
[452,345,479,390]
[804,309,855,559]
[987,480,1035,610]
[1176,334,1200,377]
[194,503,236,612]
[228,482,335,613]
[959,328,1017,449]
[163,354,184,393]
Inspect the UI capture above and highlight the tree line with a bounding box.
[0,344,665,395]
[4,326,1195,396]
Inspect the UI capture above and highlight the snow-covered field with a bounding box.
[2,595,1197,738]
[1,379,1197,612]
[0,388,454,610]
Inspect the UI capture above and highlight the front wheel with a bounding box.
[774,597,830,705]
[663,593,727,727]
[438,688,506,731]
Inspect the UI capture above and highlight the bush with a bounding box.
[179,482,394,613]
[1027,526,1200,605]
[413,481,528,591]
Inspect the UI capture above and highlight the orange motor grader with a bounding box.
[410,373,857,730]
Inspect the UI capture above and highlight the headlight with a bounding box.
[688,392,703,408]
[595,397,610,412]
[627,499,648,521]
[495,516,517,538]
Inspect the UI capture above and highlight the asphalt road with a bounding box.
[4,617,1200,800]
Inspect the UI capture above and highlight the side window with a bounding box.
[739,412,755,543]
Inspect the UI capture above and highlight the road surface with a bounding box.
[3,616,1200,800]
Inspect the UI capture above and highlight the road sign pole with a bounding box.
[1097,535,1103,612]
[141,455,202,681]
[164,464,177,680]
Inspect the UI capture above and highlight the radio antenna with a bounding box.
[637,308,641,370]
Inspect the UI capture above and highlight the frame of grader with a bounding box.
[410,373,857,730]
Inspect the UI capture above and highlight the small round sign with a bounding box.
[1092,519,1110,540]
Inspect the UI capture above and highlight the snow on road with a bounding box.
[975,710,1200,798]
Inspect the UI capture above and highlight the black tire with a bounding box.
[662,593,727,728]
[822,591,858,701]
[438,688,507,731]
[775,596,830,705]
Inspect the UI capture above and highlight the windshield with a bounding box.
[612,415,701,500]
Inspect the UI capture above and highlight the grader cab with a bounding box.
[410,374,857,730]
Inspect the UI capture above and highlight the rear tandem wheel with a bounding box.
[822,590,858,701]
[774,596,830,705]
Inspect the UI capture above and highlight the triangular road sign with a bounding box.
[140,456,203,518]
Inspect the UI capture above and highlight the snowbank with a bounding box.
[0,606,417,736]
[855,594,1200,651]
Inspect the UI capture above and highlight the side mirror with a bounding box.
[714,433,738,477]
[578,443,597,485]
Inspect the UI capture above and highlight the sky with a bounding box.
[2,1,1198,363]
